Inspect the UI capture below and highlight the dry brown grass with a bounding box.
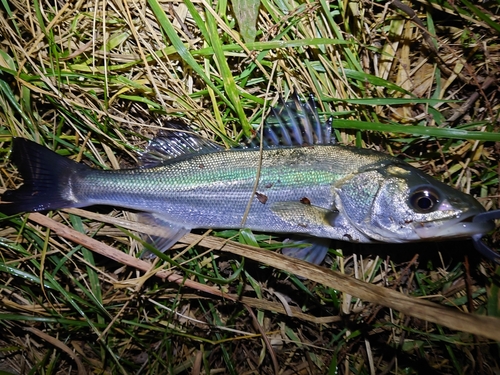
[0,0,499,374]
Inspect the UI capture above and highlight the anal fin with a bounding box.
[135,213,191,259]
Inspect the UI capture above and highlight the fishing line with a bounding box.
[240,64,278,227]
[472,209,500,264]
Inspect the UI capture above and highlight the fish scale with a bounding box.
[0,98,494,264]
[74,146,344,229]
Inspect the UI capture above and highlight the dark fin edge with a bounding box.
[0,138,87,215]
[139,121,223,167]
[258,93,333,148]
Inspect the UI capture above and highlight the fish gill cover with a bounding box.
[2,97,496,264]
[0,1,499,374]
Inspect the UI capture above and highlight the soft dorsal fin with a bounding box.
[139,121,224,167]
[140,94,333,166]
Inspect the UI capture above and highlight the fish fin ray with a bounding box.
[248,94,334,148]
[282,236,331,265]
[1,138,88,215]
[136,212,191,258]
[140,121,224,167]
[141,94,333,161]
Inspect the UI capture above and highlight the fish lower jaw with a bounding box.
[413,212,495,240]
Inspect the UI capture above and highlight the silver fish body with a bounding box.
[73,145,376,242]
[2,141,491,240]
[1,98,494,263]
[74,145,491,240]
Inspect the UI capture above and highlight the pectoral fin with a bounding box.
[270,202,337,264]
[135,213,191,259]
[282,236,331,265]
[270,201,338,229]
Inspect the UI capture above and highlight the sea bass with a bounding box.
[0,97,494,264]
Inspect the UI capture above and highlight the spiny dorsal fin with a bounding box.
[250,93,334,148]
[140,94,333,166]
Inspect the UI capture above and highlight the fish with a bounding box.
[0,96,495,264]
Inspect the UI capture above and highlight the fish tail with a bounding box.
[1,138,89,214]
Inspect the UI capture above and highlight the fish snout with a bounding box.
[413,208,494,240]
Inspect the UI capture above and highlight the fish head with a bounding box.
[335,162,494,243]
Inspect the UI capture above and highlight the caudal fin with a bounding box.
[1,138,89,215]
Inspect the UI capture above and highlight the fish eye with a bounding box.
[409,187,440,213]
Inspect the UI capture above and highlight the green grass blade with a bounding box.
[205,6,251,135]
[147,0,234,111]
[333,119,500,141]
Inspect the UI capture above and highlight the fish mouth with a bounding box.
[412,207,499,264]
[414,210,495,240]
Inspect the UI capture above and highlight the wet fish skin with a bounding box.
[1,137,492,257]
[0,97,494,263]
[71,145,381,242]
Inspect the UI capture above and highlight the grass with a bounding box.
[0,0,500,374]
